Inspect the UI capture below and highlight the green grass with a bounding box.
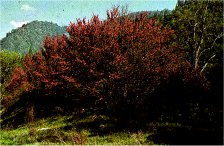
[87,131,153,145]
[0,115,155,145]
[1,113,219,145]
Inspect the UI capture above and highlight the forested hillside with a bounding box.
[128,9,172,20]
[0,21,66,54]
[0,0,223,145]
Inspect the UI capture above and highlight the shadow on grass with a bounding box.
[62,110,223,145]
[148,126,223,145]
[62,113,119,136]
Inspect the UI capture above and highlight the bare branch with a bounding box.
[198,33,223,58]
[200,54,216,73]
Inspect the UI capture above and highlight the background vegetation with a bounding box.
[0,50,23,99]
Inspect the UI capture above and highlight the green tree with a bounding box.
[172,0,223,72]
[0,50,23,97]
[169,0,223,132]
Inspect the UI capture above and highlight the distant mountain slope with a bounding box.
[0,21,67,54]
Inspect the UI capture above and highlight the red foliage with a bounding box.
[5,8,190,107]
[5,67,27,91]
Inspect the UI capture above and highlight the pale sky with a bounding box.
[0,0,177,39]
